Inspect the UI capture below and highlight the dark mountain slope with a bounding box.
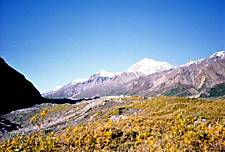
[0,57,43,115]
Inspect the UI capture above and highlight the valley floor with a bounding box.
[0,96,225,151]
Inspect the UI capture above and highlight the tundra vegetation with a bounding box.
[0,96,225,151]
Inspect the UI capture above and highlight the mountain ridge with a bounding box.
[43,57,174,98]
[44,51,225,99]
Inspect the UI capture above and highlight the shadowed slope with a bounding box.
[0,57,42,115]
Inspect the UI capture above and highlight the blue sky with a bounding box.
[1,0,225,92]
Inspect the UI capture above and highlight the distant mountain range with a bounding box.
[1,50,225,132]
[43,51,225,99]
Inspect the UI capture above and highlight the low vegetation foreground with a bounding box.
[0,96,225,151]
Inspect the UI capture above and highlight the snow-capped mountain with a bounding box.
[180,58,206,67]
[97,69,115,78]
[127,58,173,75]
[123,50,225,97]
[43,70,116,99]
[180,51,225,67]
[44,51,225,99]
[209,50,225,58]
[44,58,173,99]
[43,70,114,95]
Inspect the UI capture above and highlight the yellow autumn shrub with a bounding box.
[0,97,224,151]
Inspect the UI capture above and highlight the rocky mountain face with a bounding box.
[123,51,225,97]
[44,51,225,99]
[0,57,43,116]
[44,58,173,99]
[43,70,116,99]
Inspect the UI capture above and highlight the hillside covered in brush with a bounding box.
[1,96,224,151]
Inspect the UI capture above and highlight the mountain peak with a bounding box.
[210,51,225,58]
[140,57,154,62]
[127,58,173,75]
[97,70,115,78]
[180,51,225,68]
[180,58,206,67]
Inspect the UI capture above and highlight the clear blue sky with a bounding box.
[1,0,225,92]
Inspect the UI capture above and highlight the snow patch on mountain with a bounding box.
[52,85,63,91]
[180,58,206,67]
[127,58,173,75]
[209,51,225,58]
[41,85,63,96]
[180,51,225,68]
[97,69,115,78]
